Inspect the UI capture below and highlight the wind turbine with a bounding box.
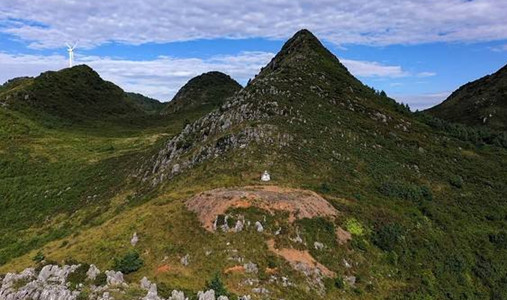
[66,42,77,68]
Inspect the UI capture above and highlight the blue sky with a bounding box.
[1,1,506,110]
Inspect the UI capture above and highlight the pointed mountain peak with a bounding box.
[253,29,363,92]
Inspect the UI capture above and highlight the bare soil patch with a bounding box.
[336,226,352,245]
[266,239,335,277]
[185,185,338,231]
[224,265,245,274]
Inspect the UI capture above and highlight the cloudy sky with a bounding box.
[1,0,506,110]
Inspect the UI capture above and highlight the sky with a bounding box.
[0,1,506,110]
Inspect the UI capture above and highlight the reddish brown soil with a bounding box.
[185,186,339,231]
[266,239,335,277]
[224,265,245,274]
[336,226,352,245]
[155,264,170,274]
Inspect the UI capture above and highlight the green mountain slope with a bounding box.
[161,71,242,115]
[426,64,507,131]
[125,92,165,115]
[0,30,506,300]
[0,65,141,124]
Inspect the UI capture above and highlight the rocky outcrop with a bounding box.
[0,265,250,300]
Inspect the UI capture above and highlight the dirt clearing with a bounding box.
[185,185,338,231]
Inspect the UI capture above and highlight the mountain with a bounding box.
[161,71,241,115]
[0,29,506,300]
[0,65,142,123]
[426,64,507,131]
[125,92,165,115]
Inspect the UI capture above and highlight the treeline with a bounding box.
[416,112,507,148]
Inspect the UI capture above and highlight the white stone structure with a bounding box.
[261,171,270,182]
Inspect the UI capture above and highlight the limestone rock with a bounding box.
[255,221,264,232]
[244,262,258,274]
[131,232,139,246]
[181,254,190,266]
[87,264,100,281]
[105,270,126,287]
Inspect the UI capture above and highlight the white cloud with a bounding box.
[392,92,451,111]
[416,72,437,78]
[341,59,409,78]
[1,0,506,49]
[490,44,507,52]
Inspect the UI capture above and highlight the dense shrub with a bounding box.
[379,182,433,202]
[113,251,143,274]
[93,273,107,286]
[373,223,405,252]
[205,273,230,298]
[449,175,464,188]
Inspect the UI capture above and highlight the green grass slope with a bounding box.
[0,30,506,300]
[426,64,507,131]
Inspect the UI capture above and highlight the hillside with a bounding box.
[126,92,165,115]
[426,64,507,131]
[0,29,506,300]
[161,71,242,115]
[0,65,142,124]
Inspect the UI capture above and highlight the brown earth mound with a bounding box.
[185,186,338,231]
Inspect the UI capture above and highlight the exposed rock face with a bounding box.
[105,270,126,287]
[0,265,251,300]
[0,265,80,300]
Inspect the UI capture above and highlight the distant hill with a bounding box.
[125,92,164,114]
[427,64,507,131]
[161,71,241,115]
[0,65,142,123]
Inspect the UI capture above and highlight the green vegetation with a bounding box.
[113,251,143,274]
[205,273,231,298]
[426,64,507,131]
[67,263,90,289]
[0,30,505,299]
[161,71,242,115]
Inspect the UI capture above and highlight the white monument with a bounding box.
[261,170,270,182]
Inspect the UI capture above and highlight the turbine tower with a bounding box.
[66,42,77,68]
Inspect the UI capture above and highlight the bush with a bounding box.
[93,273,107,286]
[373,223,405,252]
[67,264,90,290]
[205,273,230,298]
[345,218,365,236]
[334,276,345,289]
[379,182,433,202]
[113,251,143,274]
[449,175,464,188]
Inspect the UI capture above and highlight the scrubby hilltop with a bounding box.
[0,30,506,300]
[0,65,142,123]
[161,71,242,115]
[427,64,507,131]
